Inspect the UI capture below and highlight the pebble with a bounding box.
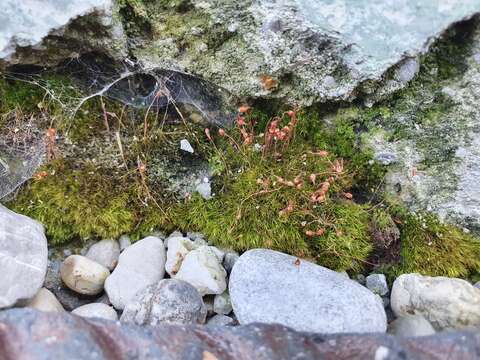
[25,288,64,313]
[85,239,120,270]
[60,255,110,296]
[72,303,118,321]
[366,274,389,296]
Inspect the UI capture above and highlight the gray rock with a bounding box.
[203,295,215,316]
[121,279,206,326]
[118,235,131,251]
[129,0,480,107]
[0,0,126,67]
[229,249,387,334]
[3,308,480,360]
[25,288,64,313]
[85,239,120,271]
[366,274,389,296]
[72,303,118,321]
[60,255,110,296]
[213,291,232,315]
[222,251,239,274]
[474,281,480,289]
[195,182,212,200]
[207,314,235,326]
[105,236,166,310]
[0,205,48,309]
[388,315,436,337]
[175,246,227,296]
[391,273,480,330]
[356,274,367,285]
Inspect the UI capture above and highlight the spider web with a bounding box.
[0,54,235,199]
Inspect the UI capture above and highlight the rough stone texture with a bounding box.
[105,236,166,310]
[0,0,126,66]
[72,303,118,321]
[60,255,110,296]
[230,249,387,334]
[0,205,48,309]
[121,279,206,326]
[25,288,64,313]
[366,20,480,229]
[391,273,480,330]
[366,274,389,296]
[130,0,480,106]
[222,251,239,274]
[388,316,436,337]
[2,309,480,360]
[85,239,120,271]
[164,236,196,276]
[174,246,227,296]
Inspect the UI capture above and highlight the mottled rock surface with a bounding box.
[121,279,206,326]
[391,273,480,330]
[1,309,480,360]
[0,205,48,308]
[230,249,386,333]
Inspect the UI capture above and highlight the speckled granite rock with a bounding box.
[229,249,386,334]
[1,308,480,360]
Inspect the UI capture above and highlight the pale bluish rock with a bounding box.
[229,249,387,334]
[366,274,389,296]
[0,205,48,309]
[388,315,436,337]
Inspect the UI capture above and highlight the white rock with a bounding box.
[175,246,227,296]
[366,274,389,296]
[86,239,120,270]
[118,235,131,251]
[25,288,64,313]
[391,273,480,330]
[214,291,232,315]
[105,236,166,310]
[0,205,48,309]
[388,315,435,337]
[229,249,387,334]
[60,255,110,296]
[72,303,118,321]
[180,139,194,153]
[195,182,212,200]
[165,236,196,276]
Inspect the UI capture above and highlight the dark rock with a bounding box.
[1,308,480,360]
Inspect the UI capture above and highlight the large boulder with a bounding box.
[105,236,166,310]
[121,279,207,326]
[0,205,48,309]
[0,0,126,66]
[229,249,387,334]
[1,308,480,360]
[391,273,480,330]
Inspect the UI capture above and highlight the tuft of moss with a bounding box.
[385,208,480,279]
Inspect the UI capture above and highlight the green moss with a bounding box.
[384,207,480,279]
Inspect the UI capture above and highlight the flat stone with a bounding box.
[391,273,480,330]
[25,288,64,313]
[388,315,436,337]
[85,239,120,271]
[121,279,206,326]
[60,255,110,296]
[175,246,227,296]
[105,236,166,310]
[0,205,48,308]
[72,303,118,321]
[229,249,387,334]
